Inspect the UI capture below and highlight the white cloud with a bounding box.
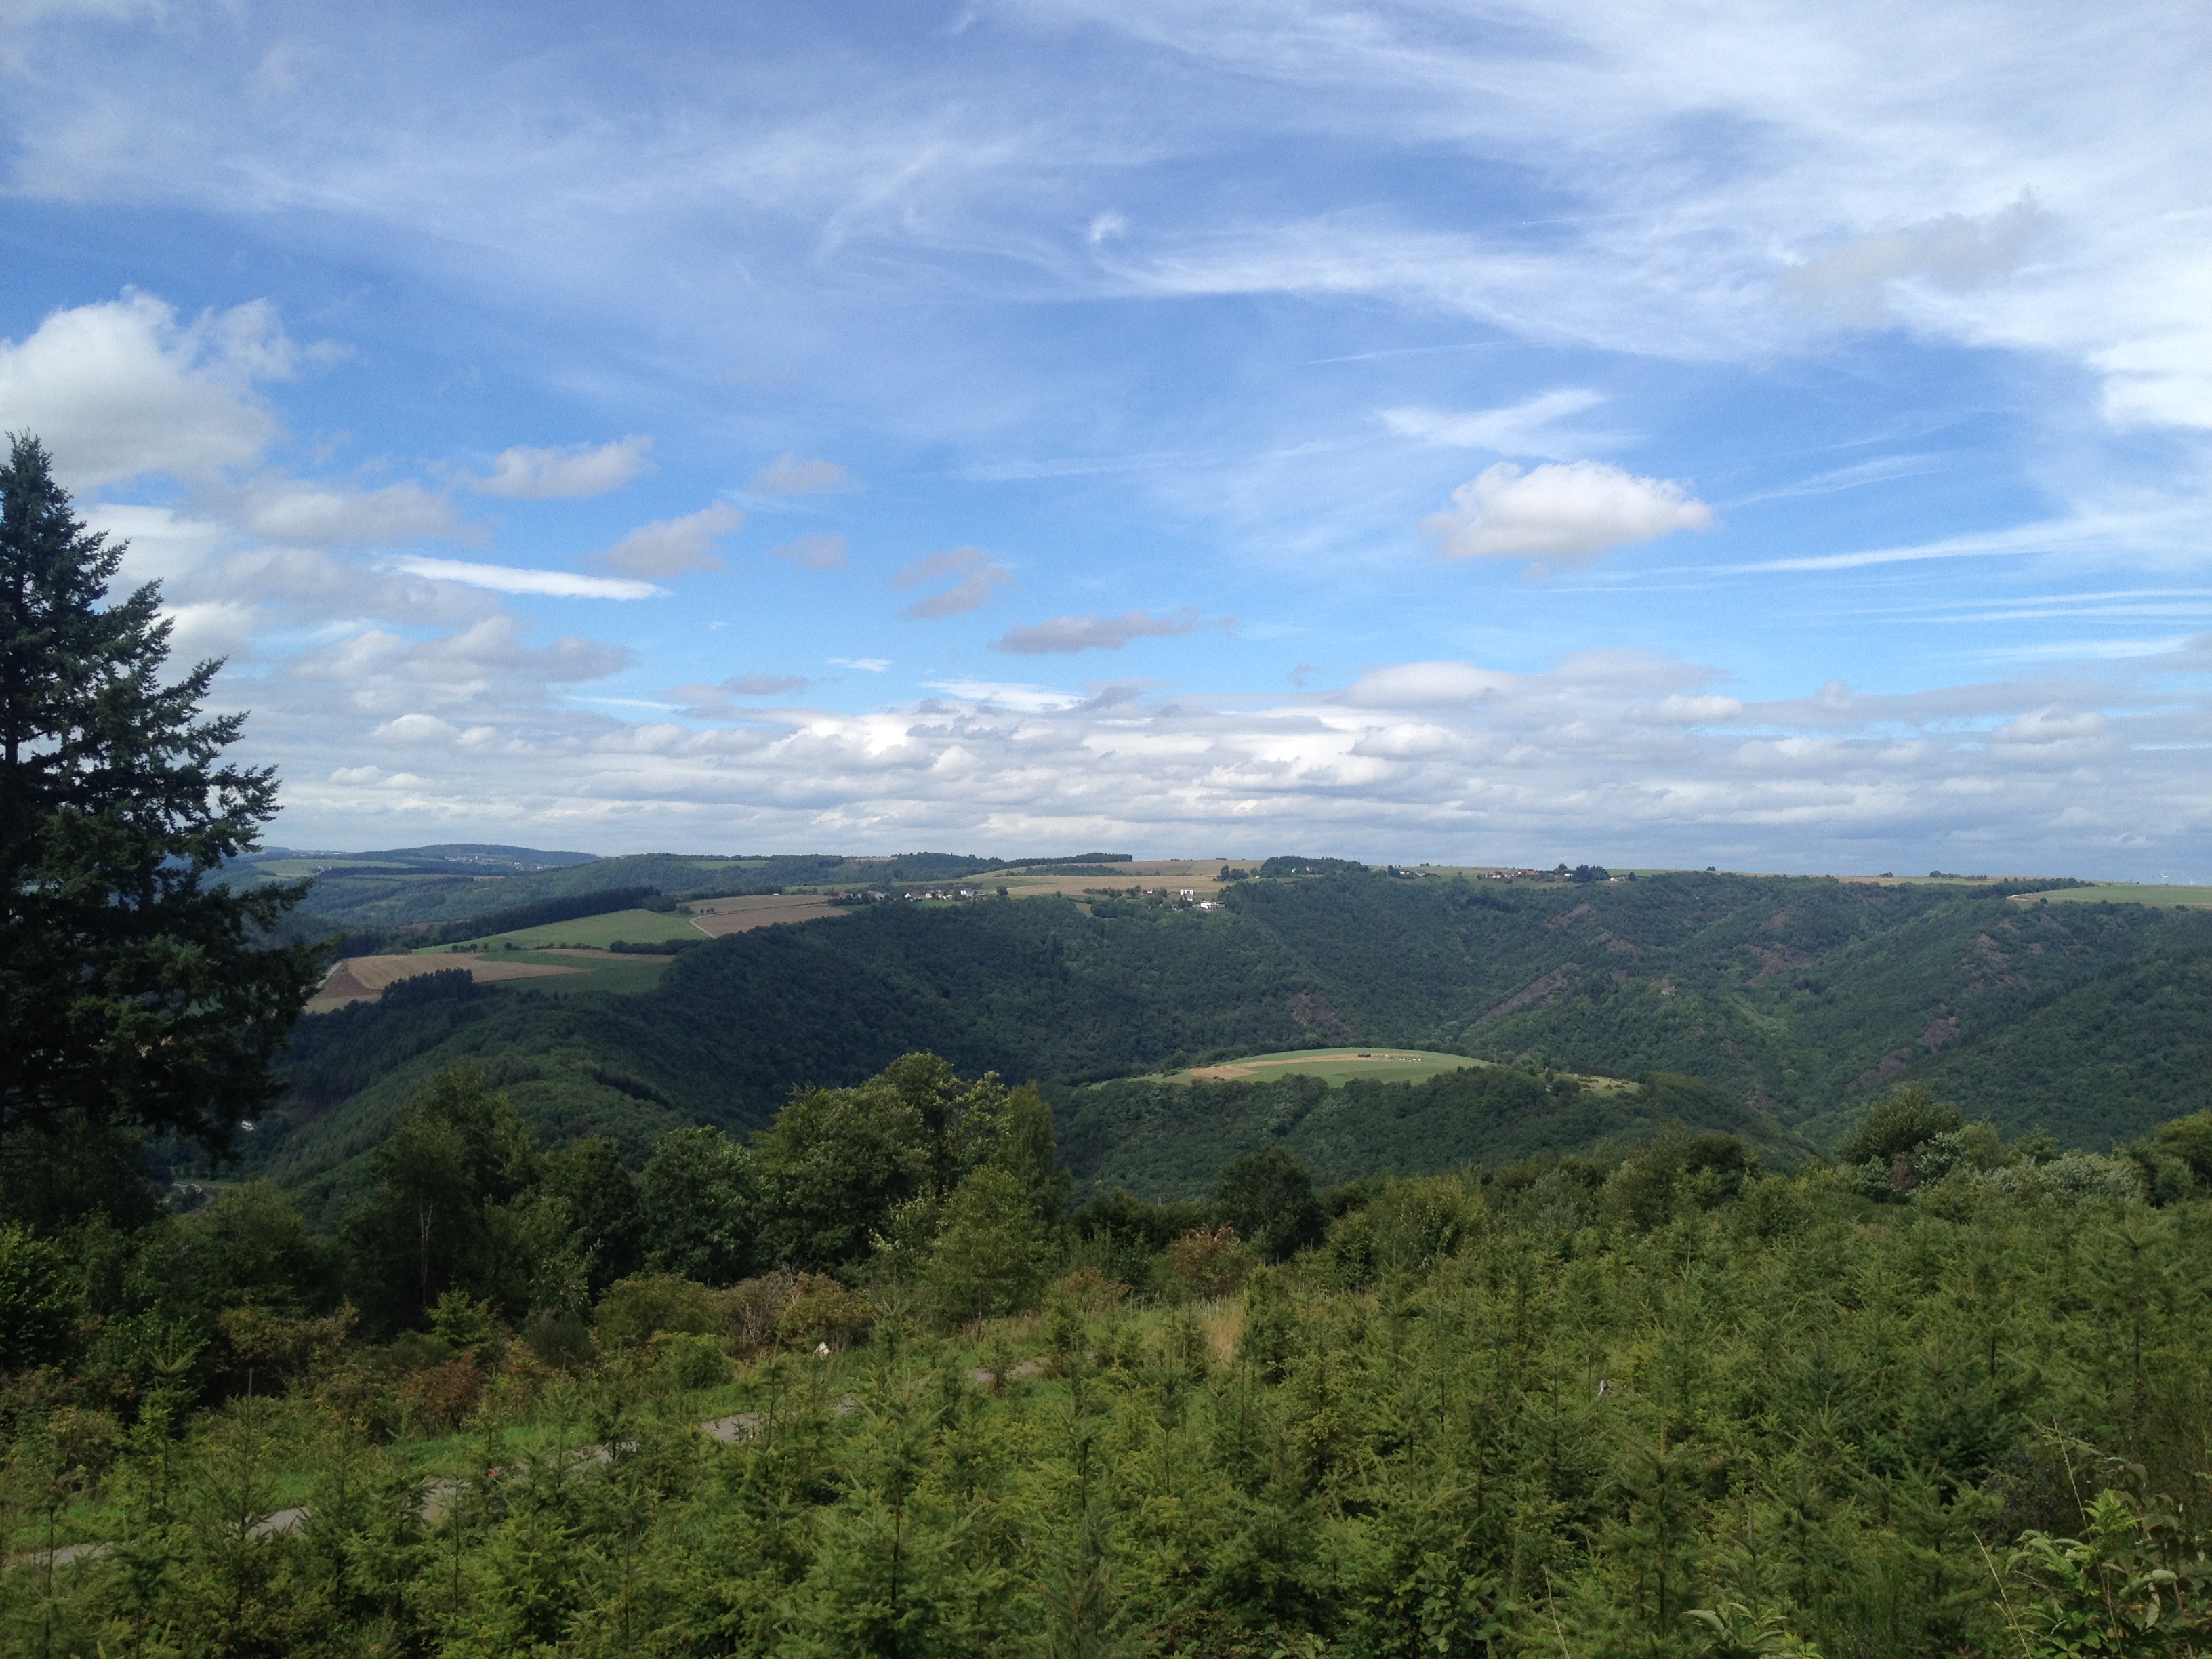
[926,679,1086,712]
[1380,390,1611,457]
[1346,661,1515,705]
[748,453,851,495]
[0,292,291,487]
[372,712,461,743]
[893,545,1015,618]
[161,600,260,661]
[768,531,848,569]
[474,435,654,498]
[1422,462,1713,562]
[670,672,812,701]
[209,477,462,546]
[993,607,1206,654]
[238,643,2212,879]
[596,501,743,578]
[830,657,891,672]
[1784,199,2055,324]
[384,556,666,600]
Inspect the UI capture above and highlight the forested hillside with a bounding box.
[243,869,2212,1212]
[1059,1067,1808,1199]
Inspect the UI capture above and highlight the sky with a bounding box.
[3,1,2209,875]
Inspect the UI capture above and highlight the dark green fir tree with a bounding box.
[1,432,322,1227]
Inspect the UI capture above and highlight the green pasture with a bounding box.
[499,950,673,996]
[428,907,703,950]
[2013,883,2212,908]
[1162,1046,1488,1087]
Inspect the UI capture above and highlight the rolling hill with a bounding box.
[238,866,2212,1214]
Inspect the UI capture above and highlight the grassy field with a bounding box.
[487,949,674,996]
[1164,1046,1489,1087]
[431,907,705,949]
[2012,882,2212,908]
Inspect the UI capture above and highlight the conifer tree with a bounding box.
[0,432,321,1214]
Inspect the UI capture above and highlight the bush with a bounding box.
[396,1355,483,1431]
[1162,1223,1255,1300]
[776,1273,874,1351]
[722,1270,800,1355]
[521,1308,595,1370]
[651,1330,732,1390]
[594,1272,722,1351]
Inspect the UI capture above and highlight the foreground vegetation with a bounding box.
[8,1053,2212,1656]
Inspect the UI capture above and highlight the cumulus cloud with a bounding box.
[474,435,654,498]
[384,556,665,600]
[0,292,292,487]
[830,657,890,672]
[240,638,2212,882]
[993,607,1208,654]
[1380,390,1612,457]
[207,477,462,546]
[768,531,848,569]
[893,545,1015,618]
[1422,462,1713,563]
[596,501,743,577]
[748,453,851,494]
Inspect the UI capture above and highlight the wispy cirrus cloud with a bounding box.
[1380,390,1616,457]
[384,556,666,600]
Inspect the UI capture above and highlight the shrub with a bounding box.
[594,1272,722,1351]
[397,1356,483,1431]
[1162,1223,1255,1300]
[651,1330,732,1390]
[722,1269,800,1355]
[521,1308,595,1370]
[776,1273,874,1351]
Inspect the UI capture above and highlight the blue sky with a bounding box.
[4,0,2209,874]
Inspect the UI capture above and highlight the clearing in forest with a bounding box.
[1167,1046,1487,1087]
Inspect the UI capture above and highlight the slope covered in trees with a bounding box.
[247,869,2212,1210]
